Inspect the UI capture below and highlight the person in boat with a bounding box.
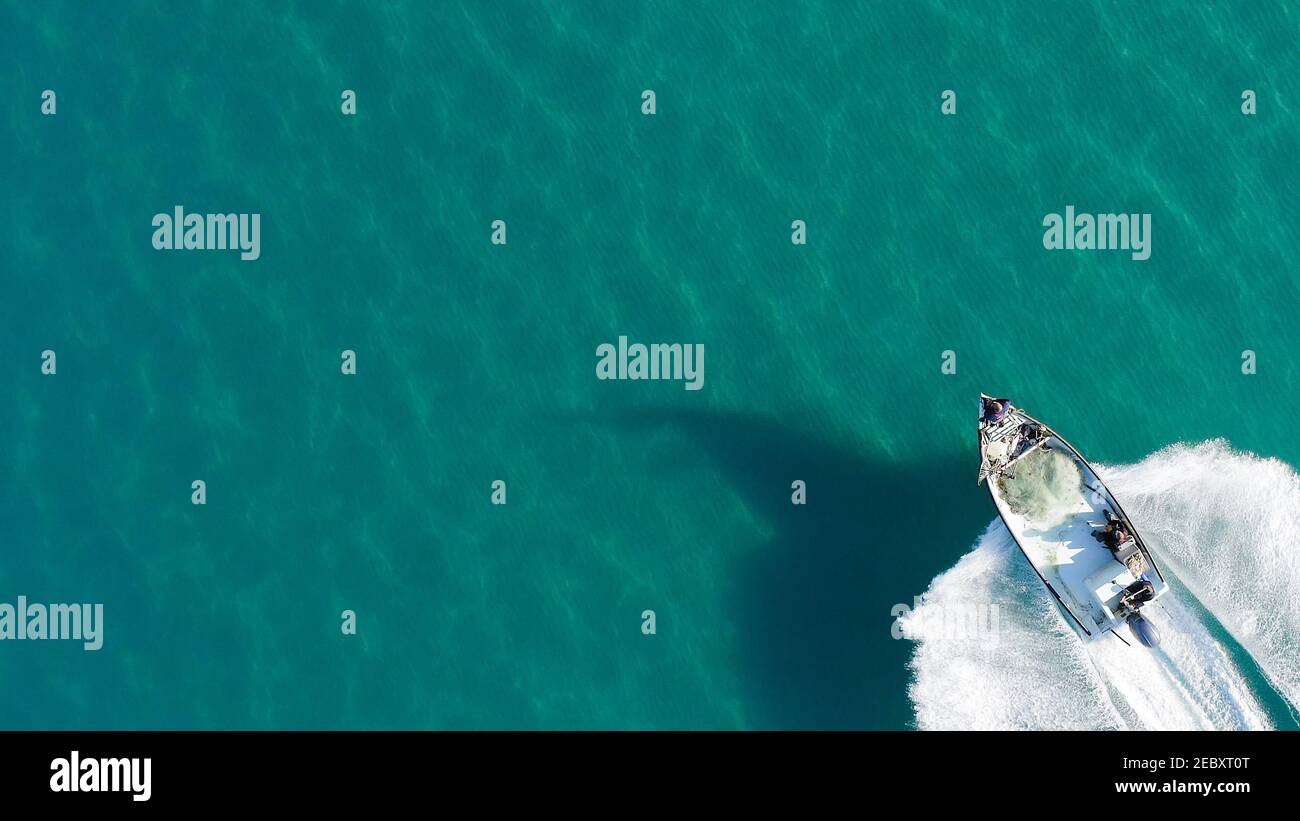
[1112,527,1132,550]
[1120,577,1155,610]
[1092,510,1132,551]
[980,397,1013,424]
[1108,510,1132,541]
[1019,421,1047,445]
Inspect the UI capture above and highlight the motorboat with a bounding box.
[977,395,1167,648]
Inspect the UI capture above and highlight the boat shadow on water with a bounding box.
[605,407,992,729]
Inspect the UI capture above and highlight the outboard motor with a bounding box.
[1127,612,1161,649]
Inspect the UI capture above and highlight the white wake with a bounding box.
[903,440,1299,730]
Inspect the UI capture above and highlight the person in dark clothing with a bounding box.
[1092,521,1118,548]
[1121,578,1155,609]
[980,397,1013,424]
[1092,510,1132,551]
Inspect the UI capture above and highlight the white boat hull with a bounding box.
[978,398,1168,646]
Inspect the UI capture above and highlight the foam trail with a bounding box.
[1104,440,1300,711]
[904,441,1292,730]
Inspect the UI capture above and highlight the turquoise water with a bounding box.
[1,1,1297,728]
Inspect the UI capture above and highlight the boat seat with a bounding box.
[1113,538,1147,575]
[1086,566,1125,620]
[1113,538,1138,564]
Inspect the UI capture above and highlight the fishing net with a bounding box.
[996,447,1083,528]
